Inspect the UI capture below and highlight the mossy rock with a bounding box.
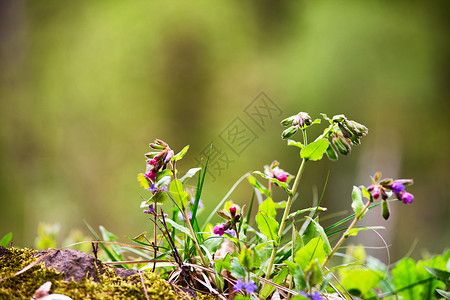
[0,247,215,300]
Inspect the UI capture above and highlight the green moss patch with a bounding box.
[0,247,215,299]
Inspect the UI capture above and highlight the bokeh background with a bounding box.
[1,1,449,262]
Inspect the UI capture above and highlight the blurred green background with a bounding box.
[1,1,449,262]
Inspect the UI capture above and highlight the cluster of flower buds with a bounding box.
[367,172,414,219]
[213,206,241,236]
[327,115,368,157]
[264,160,292,183]
[280,112,313,139]
[144,139,174,181]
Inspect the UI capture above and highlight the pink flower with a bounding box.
[145,170,157,181]
[275,172,288,183]
[229,206,237,214]
[401,192,414,204]
[149,158,158,165]
[213,224,225,236]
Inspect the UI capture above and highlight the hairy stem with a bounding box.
[321,199,372,268]
[265,158,308,279]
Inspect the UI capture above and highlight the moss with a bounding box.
[0,248,216,300]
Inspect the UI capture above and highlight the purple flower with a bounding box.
[401,191,414,204]
[213,224,225,236]
[160,186,168,192]
[310,292,323,300]
[245,281,257,293]
[178,211,192,221]
[224,229,236,237]
[143,204,154,214]
[391,181,405,194]
[233,279,246,292]
[147,184,157,192]
[190,198,203,208]
[298,291,323,300]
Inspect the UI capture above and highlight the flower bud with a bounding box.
[163,149,174,164]
[332,114,346,123]
[372,189,380,199]
[338,123,353,139]
[382,200,390,220]
[332,134,351,155]
[229,206,237,216]
[280,115,296,126]
[281,126,298,140]
[149,142,166,150]
[347,120,368,136]
[292,112,312,128]
[326,144,338,160]
[401,192,414,204]
[217,210,231,220]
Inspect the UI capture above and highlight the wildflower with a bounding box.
[213,224,225,236]
[145,170,157,181]
[178,211,192,221]
[147,184,157,192]
[298,291,323,300]
[233,279,257,294]
[224,229,236,237]
[143,204,154,214]
[233,279,246,292]
[264,161,292,183]
[190,197,203,208]
[391,181,405,194]
[372,189,380,199]
[245,280,257,293]
[275,172,288,183]
[229,206,237,214]
[401,191,414,204]
[149,158,158,165]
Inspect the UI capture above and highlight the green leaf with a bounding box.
[180,167,201,183]
[0,232,12,246]
[424,266,450,284]
[259,198,277,218]
[230,258,247,279]
[351,186,365,218]
[295,237,327,271]
[287,206,327,220]
[137,173,150,189]
[305,259,324,286]
[287,139,304,149]
[392,258,423,300]
[259,267,289,298]
[292,295,309,300]
[436,289,450,299]
[255,211,280,245]
[247,175,270,196]
[164,218,193,239]
[169,179,189,208]
[300,139,329,161]
[339,268,384,297]
[305,217,331,255]
[172,145,189,161]
[239,247,254,270]
[234,296,252,300]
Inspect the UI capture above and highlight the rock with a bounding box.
[34,248,138,282]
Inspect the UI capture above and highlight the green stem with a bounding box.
[321,199,372,268]
[265,158,308,279]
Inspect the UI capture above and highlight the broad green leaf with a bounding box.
[137,173,150,189]
[292,224,303,255]
[292,296,308,300]
[234,296,252,300]
[151,191,170,204]
[259,197,277,218]
[259,267,289,298]
[300,139,329,161]
[305,259,323,286]
[295,237,327,271]
[305,217,331,255]
[169,179,189,207]
[230,258,247,279]
[255,211,280,245]
[164,218,193,239]
[392,258,423,300]
[351,186,365,218]
[287,139,304,149]
[239,247,254,270]
[247,176,270,196]
[339,268,384,297]
[172,145,189,161]
[0,232,12,246]
[180,167,201,182]
[214,253,231,274]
